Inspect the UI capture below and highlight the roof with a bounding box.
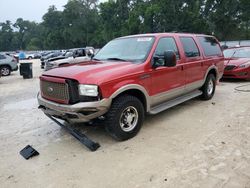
[118,32,214,39]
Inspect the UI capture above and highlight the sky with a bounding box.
[0,0,79,23]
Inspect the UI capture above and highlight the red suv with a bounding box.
[38,33,224,140]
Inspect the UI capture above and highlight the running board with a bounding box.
[149,90,202,115]
[45,114,100,152]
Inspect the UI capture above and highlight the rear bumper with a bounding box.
[37,93,112,123]
[223,68,250,79]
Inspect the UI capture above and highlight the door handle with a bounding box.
[178,65,184,70]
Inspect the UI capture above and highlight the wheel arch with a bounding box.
[110,84,150,112]
[203,66,219,85]
[0,64,11,69]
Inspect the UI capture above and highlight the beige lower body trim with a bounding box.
[150,80,203,108]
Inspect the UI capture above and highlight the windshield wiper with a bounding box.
[106,57,127,61]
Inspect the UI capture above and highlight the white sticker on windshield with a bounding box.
[137,37,152,42]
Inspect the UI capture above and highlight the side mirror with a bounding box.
[164,51,177,67]
[87,49,94,57]
[152,51,177,69]
[90,53,95,59]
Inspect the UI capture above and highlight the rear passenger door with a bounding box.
[179,37,205,91]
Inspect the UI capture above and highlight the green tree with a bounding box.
[0,20,13,51]
[42,5,65,49]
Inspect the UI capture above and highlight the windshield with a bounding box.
[94,37,155,63]
[223,47,250,58]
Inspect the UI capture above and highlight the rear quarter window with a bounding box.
[198,36,222,57]
[0,54,6,60]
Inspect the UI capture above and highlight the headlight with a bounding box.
[239,61,250,68]
[78,84,98,96]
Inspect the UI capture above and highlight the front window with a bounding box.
[94,37,155,63]
[65,52,73,58]
[223,48,250,58]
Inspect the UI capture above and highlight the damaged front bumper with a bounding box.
[37,93,112,123]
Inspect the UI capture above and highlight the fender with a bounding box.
[202,65,219,85]
[110,84,151,112]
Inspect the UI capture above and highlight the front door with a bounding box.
[150,37,185,107]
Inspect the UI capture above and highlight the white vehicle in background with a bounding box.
[0,53,18,76]
[45,48,94,71]
[26,53,35,59]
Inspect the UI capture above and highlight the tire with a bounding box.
[0,66,11,76]
[105,95,145,141]
[28,56,32,59]
[200,74,216,100]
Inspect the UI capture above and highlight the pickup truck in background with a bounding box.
[38,33,224,141]
[44,48,94,71]
[40,51,64,69]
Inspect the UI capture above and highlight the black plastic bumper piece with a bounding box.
[46,114,100,152]
[20,145,39,160]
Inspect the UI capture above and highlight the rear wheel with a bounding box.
[0,66,11,76]
[105,95,144,141]
[200,74,216,100]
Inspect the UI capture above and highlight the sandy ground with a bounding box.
[0,59,250,188]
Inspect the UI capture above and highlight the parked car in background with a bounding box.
[44,53,69,65]
[33,52,42,59]
[223,46,250,80]
[0,53,18,76]
[38,33,224,141]
[44,48,94,71]
[26,53,35,59]
[40,51,63,69]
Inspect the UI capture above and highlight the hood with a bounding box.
[43,60,141,85]
[224,57,250,66]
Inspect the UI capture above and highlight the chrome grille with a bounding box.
[41,80,69,102]
[225,65,236,71]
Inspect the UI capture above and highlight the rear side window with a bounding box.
[180,37,200,58]
[154,37,180,59]
[198,36,222,56]
[0,54,6,59]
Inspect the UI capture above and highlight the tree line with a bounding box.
[0,0,249,51]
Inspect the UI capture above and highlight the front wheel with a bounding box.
[105,95,145,141]
[200,74,216,100]
[0,66,11,76]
